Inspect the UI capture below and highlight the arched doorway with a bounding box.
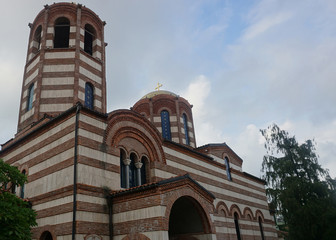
[168,196,211,240]
[40,231,53,240]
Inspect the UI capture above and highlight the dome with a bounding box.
[141,90,178,99]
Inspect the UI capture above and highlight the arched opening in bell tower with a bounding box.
[54,17,70,48]
[84,24,96,55]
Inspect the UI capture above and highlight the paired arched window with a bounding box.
[224,157,232,181]
[182,113,190,145]
[54,17,70,48]
[161,110,171,140]
[259,217,265,240]
[27,83,34,111]
[234,212,241,240]
[84,24,95,55]
[120,150,147,188]
[84,82,94,109]
[20,170,26,199]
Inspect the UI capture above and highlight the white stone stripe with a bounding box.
[70,26,76,33]
[29,148,74,175]
[24,69,38,86]
[79,114,106,130]
[171,126,178,132]
[78,129,103,143]
[166,159,266,198]
[43,64,75,72]
[45,52,75,59]
[33,195,73,211]
[47,27,53,34]
[113,206,166,223]
[154,168,176,179]
[80,53,102,71]
[40,103,73,112]
[94,99,102,108]
[42,77,74,85]
[2,116,75,161]
[20,107,35,123]
[78,146,119,165]
[77,211,109,223]
[164,147,265,189]
[40,90,74,98]
[36,212,72,226]
[77,194,106,205]
[79,66,102,84]
[26,56,40,73]
[78,165,120,189]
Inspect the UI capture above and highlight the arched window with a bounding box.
[27,83,34,111]
[120,149,126,188]
[259,217,265,240]
[182,113,190,145]
[85,82,94,109]
[161,110,171,140]
[140,156,147,185]
[129,153,137,188]
[234,212,241,240]
[40,231,53,240]
[34,25,42,52]
[84,24,95,55]
[20,170,26,199]
[54,17,70,48]
[224,157,232,181]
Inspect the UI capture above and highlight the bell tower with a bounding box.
[17,2,106,133]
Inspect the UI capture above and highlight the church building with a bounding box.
[0,3,278,240]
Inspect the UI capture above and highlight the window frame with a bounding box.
[161,110,172,140]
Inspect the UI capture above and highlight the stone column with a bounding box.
[135,162,143,186]
[123,158,131,188]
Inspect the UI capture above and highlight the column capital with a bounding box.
[123,158,131,166]
[135,162,143,169]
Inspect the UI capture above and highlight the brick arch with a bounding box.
[121,233,150,240]
[164,189,215,235]
[255,210,265,222]
[243,207,254,220]
[105,110,165,163]
[216,201,229,216]
[229,204,243,218]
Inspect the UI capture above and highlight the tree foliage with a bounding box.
[261,124,336,240]
[0,159,37,240]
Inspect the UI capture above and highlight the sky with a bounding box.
[0,0,335,179]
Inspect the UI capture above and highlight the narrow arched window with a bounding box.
[224,157,232,181]
[140,156,147,185]
[54,17,70,48]
[34,25,42,52]
[234,212,241,240]
[259,217,265,240]
[84,24,95,55]
[182,113,190,145]
[27,83,34,111]
[20,170,26,198]
[85,83,94,109]
[120,149,126,188]
[129,153,137,188]
[161,110,171,140]
[40,231,53,240]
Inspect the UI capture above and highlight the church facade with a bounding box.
[0,3,278,240]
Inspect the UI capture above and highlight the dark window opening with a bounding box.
[259,217,265,240]
[27,83,34,111]
[129,153,137,188]
[183,113,190,145]
[84,24,95,55]
[140,156,147,185]
[54,17,70,48]
[40,231,53,240]
[234,212,241,240]
[120,149,126,188]
[34,25,42,52]
[224,157,232,181]
[84,82,94,109]
[161,110,171,140]
[20,170,26,199]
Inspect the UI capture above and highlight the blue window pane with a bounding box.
[183,114,190,145]
[85,83,94,109]
[225,157,232,181]
[161,110,171,140]
[27,84,34,111]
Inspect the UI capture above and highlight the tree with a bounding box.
[261,124,336,240]
[0,159,37,240]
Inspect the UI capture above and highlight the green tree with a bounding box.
[261,124,336,240]
[0,159,37,240]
